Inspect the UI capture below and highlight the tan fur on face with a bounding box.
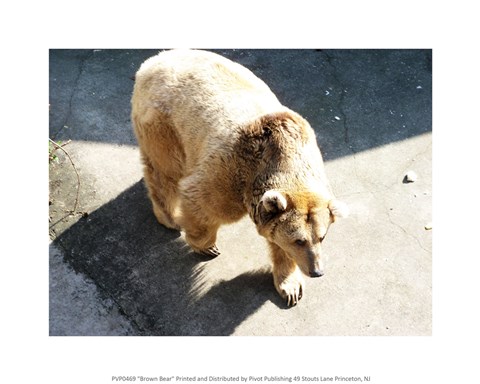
[256,191,332,277]
[131,49,347,305]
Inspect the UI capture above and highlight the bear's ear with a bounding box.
[260,190,288,214]
[328,199,349,219]
[256,190,288,227]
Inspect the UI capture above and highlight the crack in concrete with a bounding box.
[321,51,366,199]
[386,209,431,254]
[336,184,431,255]
[52,50,94,139]
[322,51,351,147]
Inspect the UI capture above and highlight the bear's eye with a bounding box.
[295,239,307,246]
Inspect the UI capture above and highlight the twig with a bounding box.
[49,139,71,159]
[49,138,80,214]
[48,140,72,161]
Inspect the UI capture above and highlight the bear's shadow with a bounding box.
[52,181,283,336]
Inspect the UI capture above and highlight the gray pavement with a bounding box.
[49,49,432,336]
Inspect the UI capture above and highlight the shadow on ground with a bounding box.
[52,181,278,336]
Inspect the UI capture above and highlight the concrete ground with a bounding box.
[49,49,431,336]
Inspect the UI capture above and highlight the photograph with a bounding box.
[49,48,432,337]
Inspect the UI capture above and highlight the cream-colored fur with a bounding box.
[131,49,347,306]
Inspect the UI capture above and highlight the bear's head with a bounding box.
[256,190,349,278]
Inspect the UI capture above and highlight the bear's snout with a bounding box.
[306,248,325,278]
[309,269,324,278]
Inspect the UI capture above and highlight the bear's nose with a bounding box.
[309,269,324,278]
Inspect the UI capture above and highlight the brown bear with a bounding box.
[131,49,348,306]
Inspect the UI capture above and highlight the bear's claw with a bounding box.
[274,268,305,307]
[198,245,220,258]
[285,284,303,307]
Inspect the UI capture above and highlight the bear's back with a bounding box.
[134,50,284,143]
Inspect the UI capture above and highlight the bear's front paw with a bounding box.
[274,269,305,307]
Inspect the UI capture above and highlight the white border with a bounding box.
[3,1,480,383]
